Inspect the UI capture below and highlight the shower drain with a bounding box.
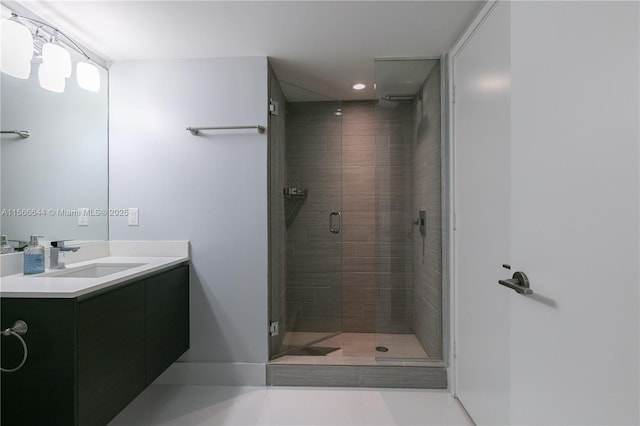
[375,346,389,353]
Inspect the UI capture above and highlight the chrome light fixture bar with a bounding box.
[0,6,102,93]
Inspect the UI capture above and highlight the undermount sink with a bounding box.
[42,263,147,278]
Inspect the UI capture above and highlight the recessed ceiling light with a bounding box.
[352,82,366,90]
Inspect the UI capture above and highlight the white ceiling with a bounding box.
[14,1,484,101]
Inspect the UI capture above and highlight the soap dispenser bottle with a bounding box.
[23,235,45,274]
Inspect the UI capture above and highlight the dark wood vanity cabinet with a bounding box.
[145,265,190,384]
[0,263,189,426]
[77,280,147,426]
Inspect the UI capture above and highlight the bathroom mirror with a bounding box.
[0,10,109,246]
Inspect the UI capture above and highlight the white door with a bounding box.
[452,2,511,424]
[508,2,639,424]
[454,1,639,424]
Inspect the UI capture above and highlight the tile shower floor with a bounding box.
[271,332,431,365]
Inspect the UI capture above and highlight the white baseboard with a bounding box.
[153,362,266,386]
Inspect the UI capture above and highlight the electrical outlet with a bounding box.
[78,208,89,226]
[128,208,139,226]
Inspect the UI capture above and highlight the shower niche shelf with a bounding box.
[284,188,308,198]
[284,188,308,228]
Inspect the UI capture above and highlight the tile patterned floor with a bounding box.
[109,385,474,426]
[272,332,430,366]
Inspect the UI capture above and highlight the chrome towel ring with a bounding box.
[1,320,29,373]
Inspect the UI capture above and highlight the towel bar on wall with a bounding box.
[186,125,265,135]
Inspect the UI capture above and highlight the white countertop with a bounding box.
[0,236,194,298]
[0,241,189,298]
[0,256,188,298]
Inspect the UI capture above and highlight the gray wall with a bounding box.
[412,63,443,358]
[109,57,270,365]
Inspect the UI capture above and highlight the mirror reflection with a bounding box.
[1,7,109,249]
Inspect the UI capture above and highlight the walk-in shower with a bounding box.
[268,58,444,386]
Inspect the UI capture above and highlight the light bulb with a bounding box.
[76,61,100,92]
[39,62,65,93]
[0,18,33,79]
[42,42,71,78]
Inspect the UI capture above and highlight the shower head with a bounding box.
[377,93,421,111]
[381,95,416,102]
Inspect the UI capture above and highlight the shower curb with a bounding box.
[266,364,447,389]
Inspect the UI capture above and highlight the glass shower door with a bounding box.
[269,82,343,359]
[282,100,343,356]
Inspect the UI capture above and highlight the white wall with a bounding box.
[109,58,269,376]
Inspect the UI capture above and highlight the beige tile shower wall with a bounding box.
[412,63,443,358]
[341,102,379,332]
[286,102,343,332]
[369,102,415,334]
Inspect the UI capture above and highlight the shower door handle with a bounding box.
[329,211,342,234]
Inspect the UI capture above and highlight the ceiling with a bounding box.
[13,1,484,101]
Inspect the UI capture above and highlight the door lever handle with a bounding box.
[498,271,533,295]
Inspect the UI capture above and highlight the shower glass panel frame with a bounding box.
[268,74,288,359]
[374,58,442,362]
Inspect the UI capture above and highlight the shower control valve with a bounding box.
[414,210,426,237]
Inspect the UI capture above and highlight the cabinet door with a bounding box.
[1,298,77,426]
[77,281,146,426]
[145,264,189,384]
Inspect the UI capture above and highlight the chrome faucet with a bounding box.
[50,240,80,269]
[8,239,28,251]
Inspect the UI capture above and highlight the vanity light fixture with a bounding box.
[76,61,100,92]
[0,17,33,79]
[41,34,72,78]
[0,12,101,93]
[352,82,366,90]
